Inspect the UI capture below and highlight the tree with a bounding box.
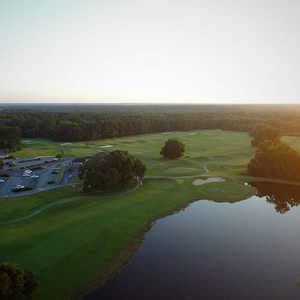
[248,141,300,181]
[0,262,38,300]
[80,150,146,192]
[160,139,185,159]
[250,124,281,148]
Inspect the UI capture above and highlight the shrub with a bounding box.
[0,262,38,300]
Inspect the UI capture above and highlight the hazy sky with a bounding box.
[1,0,300,103]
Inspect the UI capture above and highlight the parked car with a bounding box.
[0,179,5,183]
[12,185,25,192]
[23,170,33,177]
[12,185,32,192]
[31,174,39,179]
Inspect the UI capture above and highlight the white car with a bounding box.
[12,185,33,192]
[12,185,25,192]
[31,175,39,179]
[22,173,31,177]
[0,179,5,183]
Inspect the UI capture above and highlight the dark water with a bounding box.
[85,183,300,300]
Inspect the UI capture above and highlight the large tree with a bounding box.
[248,141,300,181]
[0,262,38,300]
[160,139,185,159]
[80,150,146,192]
[250,124,281,148]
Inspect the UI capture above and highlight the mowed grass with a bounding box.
[14,130,255,177]
[5,129,300,299]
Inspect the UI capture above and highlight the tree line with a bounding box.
[2,105,300,147]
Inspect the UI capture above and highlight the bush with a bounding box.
[56,153,62,159]
[0,262,38,300]
[160,139,185,159]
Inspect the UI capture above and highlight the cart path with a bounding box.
[0,180,142,225]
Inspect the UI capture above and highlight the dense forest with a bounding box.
[2,105,300,147]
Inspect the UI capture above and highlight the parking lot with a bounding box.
[0,156,80,197]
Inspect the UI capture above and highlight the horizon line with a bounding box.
[1,102,300,105]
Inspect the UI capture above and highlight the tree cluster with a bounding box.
[0,262,38,300]
[80,151,146,192]
[160,139,185,159]
[3,105,300,143]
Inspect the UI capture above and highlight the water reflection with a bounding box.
[250,181,300,214]
[85,197,300,300]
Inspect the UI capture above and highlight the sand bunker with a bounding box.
[23,140,34,144]
[100,145,113,148]
[192,177,225,186]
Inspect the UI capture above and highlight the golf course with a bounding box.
[2,129,299,299]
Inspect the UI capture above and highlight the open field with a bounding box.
[2,130,300,299]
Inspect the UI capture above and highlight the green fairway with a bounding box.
[3,129,296,299]
[13,130,254,177]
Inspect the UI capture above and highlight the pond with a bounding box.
[85,183,300,300]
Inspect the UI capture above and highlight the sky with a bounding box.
[0,0,300,104]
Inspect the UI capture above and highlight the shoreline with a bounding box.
[78,179,255,299]
[79,175,300,299]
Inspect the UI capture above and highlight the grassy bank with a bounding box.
[0,179,253,300]
[2,129,292,299]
